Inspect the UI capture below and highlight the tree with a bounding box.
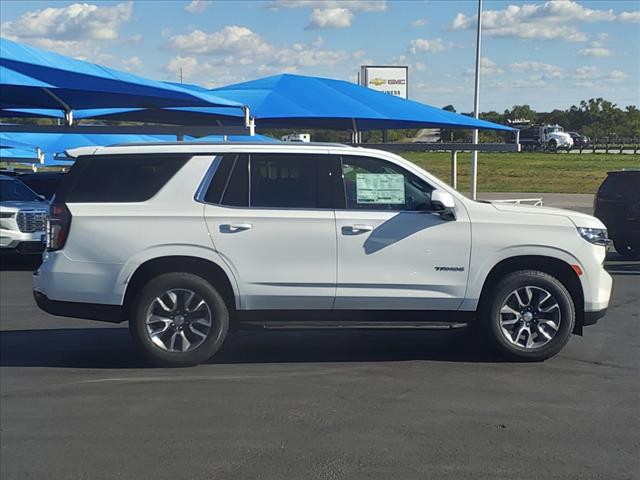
[505,104,537,122]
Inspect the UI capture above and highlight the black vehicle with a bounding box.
[569,132,590,148]
[18,172,65,200]
[594,170,640,258]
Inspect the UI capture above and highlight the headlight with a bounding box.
[577,227,611,246]
[0,212,14,218]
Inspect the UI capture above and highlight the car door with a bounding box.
[203,152,343,310]
[334,154,471,310]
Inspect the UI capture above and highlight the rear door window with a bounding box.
[250,154,318,208]
[221,155,249,207]
[203,153,343,209]
[65,155,190,203]
[250,153,343,209]
[203,154,249,207]
[204,155,236,204]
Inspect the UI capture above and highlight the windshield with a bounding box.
[0,179,43,202]
[548,126,564,133]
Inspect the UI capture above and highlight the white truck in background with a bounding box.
[517,124,574,152]
[281,133,311,143]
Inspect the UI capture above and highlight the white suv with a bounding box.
[33,143,612,366]
[0,175,48,255]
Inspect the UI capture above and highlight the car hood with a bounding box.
[0,201,49,212]
[491,202,604,229]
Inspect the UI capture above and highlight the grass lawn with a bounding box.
[400,152,640,194]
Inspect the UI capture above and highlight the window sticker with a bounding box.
[356,173,405,204]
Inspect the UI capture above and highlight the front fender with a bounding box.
[460,244,584,311]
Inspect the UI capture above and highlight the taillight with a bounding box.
[47,203,71,251]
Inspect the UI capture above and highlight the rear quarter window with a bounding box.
[63,155,190,203]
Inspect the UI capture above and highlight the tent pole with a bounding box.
[470,0,482,200]
[243,106,250,126]
[242,106,255,136]
[42,88,74,125]
[451,150,458,189]
[352,118,359,144]
[242,105,256,137]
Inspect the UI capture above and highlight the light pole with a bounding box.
[470,0,482,200]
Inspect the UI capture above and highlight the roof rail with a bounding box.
[105,141,353,148]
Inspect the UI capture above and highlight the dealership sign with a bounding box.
[360,66,408,99]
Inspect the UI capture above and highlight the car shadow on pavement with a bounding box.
[0,253,42,272]
[605,262,640,276]
[0,327,506,369]
[605,252,640,276]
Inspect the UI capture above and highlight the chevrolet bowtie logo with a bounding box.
[369,78,386,86]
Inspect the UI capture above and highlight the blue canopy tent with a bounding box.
[0,145,42,163]
[1,132,170,165]
[0,38,243,120]
[207,74,514,132]
[2,74,513,133]
[185,134,277,143]
[1,105,241,126]
[0,134,42,163]
[0,132,278,167]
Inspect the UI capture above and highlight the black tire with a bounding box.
[613,238,640,259]
[548,140,557,152]
[129,272,229,367]
[479,270,575,361]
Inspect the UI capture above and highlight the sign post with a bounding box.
[470,0,483,200]
[360,66,409,144]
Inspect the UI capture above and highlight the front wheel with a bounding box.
[480,270,575,361]
[129,272,229,367]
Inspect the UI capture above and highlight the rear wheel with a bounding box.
[480,270,575,361]
[129,272,229,367]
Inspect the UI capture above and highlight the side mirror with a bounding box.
[431,190,456,220]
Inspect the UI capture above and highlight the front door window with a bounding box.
[341,155,434,211]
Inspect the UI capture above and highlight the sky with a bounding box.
[1,0,639,112]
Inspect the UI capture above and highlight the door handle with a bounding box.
[343,224,374,234]
[220,223,253,233]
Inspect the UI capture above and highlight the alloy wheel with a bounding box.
[499,286,561,349]
[145,288,213,353]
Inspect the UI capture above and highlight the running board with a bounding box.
[238,320,468,330]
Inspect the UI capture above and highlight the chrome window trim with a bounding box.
[194,155,223,204]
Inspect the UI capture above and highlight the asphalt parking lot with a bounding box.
[1,251,638,480]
